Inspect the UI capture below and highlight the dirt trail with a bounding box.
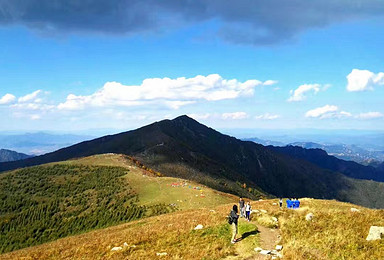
[257,224,281,251]
[245,224,281,260]
[225,221,281,260]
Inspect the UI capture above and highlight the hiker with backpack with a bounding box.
[245,201,251,221]
[228,204,240,243]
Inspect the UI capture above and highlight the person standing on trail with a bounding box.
[230,205,240,243]
[245,201,251,221]
[279,198,283,208]
[239,197,245,218]
[286,198,291,209]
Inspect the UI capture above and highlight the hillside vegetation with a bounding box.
[0,154,236,254]
[2,199,384,259]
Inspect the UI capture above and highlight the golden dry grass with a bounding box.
[249,199,384,260]
[2,198,384,259]
[0,203,262,260]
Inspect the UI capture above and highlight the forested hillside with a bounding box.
[0,164,174,253]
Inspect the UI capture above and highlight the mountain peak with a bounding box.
[172,115,196,123]
[166,115,205,130]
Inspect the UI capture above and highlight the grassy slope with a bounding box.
[0,154,238,254]
[2,154,384,259]
[58,154,238,210]
[2,198,384,259]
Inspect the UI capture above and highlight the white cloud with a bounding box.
[222,112,248,120]
[254,113,280,120]
[164,101,196,110]
[306,106,383,120]
[18,90,42,103]
[355,112,383,119]
[346,69,384,92]
[58,74,270,110]
[11,103,55,111]
[0,93,16,105]
[305,105,338,118]
[9,90,54,120]
[288,83,328,102]
[30,114,41,120]
[263,80,278,86]
[339,111,352,117]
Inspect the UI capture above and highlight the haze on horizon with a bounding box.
[0,0,383,132]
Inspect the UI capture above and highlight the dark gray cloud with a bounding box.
[0,0,383,44]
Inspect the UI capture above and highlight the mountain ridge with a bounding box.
[0,149,32,162]
[1,115,384,208]
[268,145,384,182]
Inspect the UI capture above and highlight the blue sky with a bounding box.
[0,1,383,132]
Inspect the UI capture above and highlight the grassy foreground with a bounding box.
[2,198,384,259]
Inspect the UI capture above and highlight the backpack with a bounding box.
[227,212,233,224]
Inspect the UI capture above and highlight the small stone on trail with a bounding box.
[254,247,263,252]
[272,203,277,206]
[260,209,267,213]
[271,217,278,222]
[111,247,123,251]
[351,208,360,212]
[123,242,128,247]
[305,213,314,221]
[366,226,384,241]
[156,252,168,256]
[194,224,204,230]
[259,250,271,255]
[276,245,283,251]
[252,209,259,213]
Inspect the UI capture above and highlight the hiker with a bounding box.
[245,201,251,221]
[229,205,240,243]
[279,198,283,208]
[293,198,299,209]
[239,197,245,218]
[286,198,292,209]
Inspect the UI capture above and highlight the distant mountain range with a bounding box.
[0,149,32,162]
[244,138,384,164]
[1,115,384,208]
[0,132,94,155]
[268,145,384,182]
